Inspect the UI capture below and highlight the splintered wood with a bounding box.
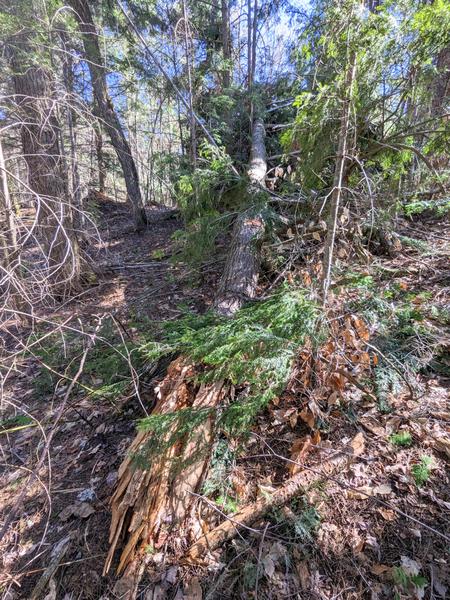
[104,358,229,575]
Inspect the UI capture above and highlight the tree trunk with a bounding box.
[0,136,27,319]
[94,122,106,194]
[11,36,81,292]
[61,39,85,232]
[221,0,231,88]
[250,0,258,92]
[105,119,268,585]
[432,45,449,114]
[182,0,197,166]
[322,54,356,303]
[67,0,146,230]
[214,118,267,316]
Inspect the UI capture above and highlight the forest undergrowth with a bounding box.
[1,196,448,600]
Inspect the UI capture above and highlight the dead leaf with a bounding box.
[295,561,310,589]
[290,436,312,474]
[371,564,391,576]
[262,555,275,578]
[299,408,315,429]
[372,483,392,496]
[377,508,395,521]
[350,432,365,457]
[184,577,202,600]
[400,555,421,576]
[59,502,95,522]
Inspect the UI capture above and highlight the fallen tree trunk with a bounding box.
[104,120,268,588]
[214,118,268,316]
[104,359,231,575]
[186,449,351,562]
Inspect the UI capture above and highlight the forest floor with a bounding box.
[0,199,449,600]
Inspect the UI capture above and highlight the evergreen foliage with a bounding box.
[137,289,318,450]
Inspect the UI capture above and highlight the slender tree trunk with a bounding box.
[67,0,146,230]
[0,138,17,252]
[0,137,30,322]
[432,45,450,114]
[11,36,81,291]
[247,0,252,92]
[322,54,356,303]
[94,123,106,194]
[221,0,231,88]
[182,0,197,166]
[62,46,85,231]
[251,0,258,90]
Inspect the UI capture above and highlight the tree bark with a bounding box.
[221,0,231,88]
[432,45,449,114]
[61,37,85,232]
[94,122,106,194]
[67,0,147,230]
[322,54,356,303]
[105,119,268,584]
[247,0,252,92]
[11,35,81,291]
[0,136,26,318]
[214,118,267,316]
[182,0,197,166]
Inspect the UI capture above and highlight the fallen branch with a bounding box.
[31,534,73,600]
[185,449,351,561]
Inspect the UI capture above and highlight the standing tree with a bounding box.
[67,0,147,230]
[9,26,81,292]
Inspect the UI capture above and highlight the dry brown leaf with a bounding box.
[351,316,370,341]
[290,436,312,475]
[377,508,396,521]
[350,432,365,457]
[295,561,311,589]
[371,564,391,576]
[299,408,315,429]
[373,484,392,496]
[59,502,95,522]
[184,577,202,600]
